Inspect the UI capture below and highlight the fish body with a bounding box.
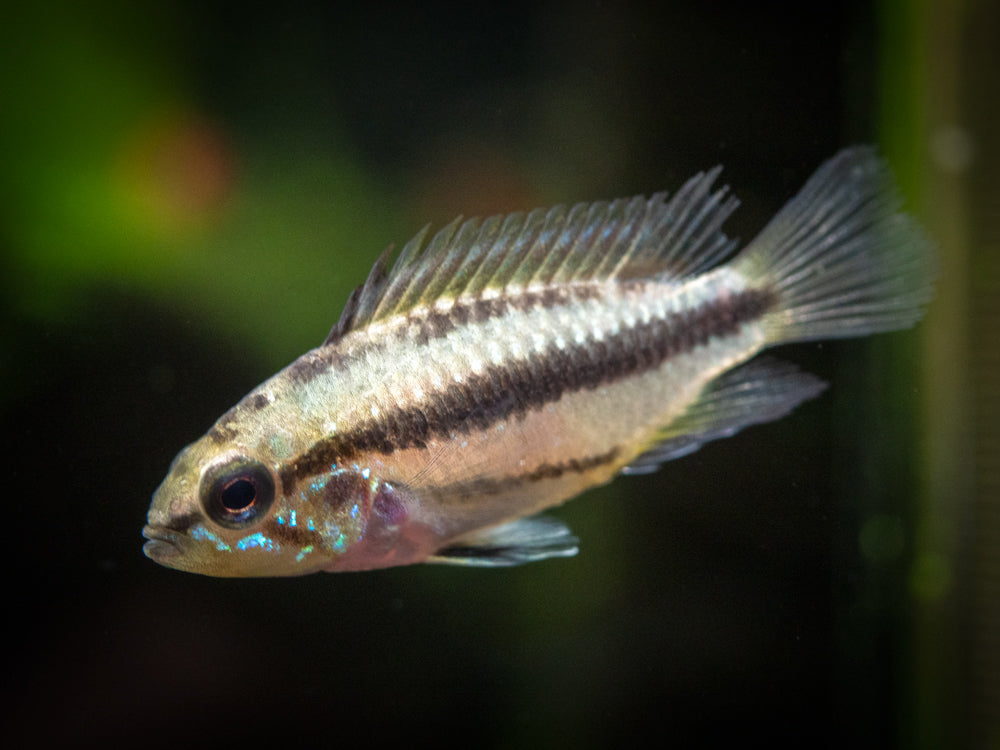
[143,147,934,577]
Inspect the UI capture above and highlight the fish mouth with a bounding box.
[142,525,182,562]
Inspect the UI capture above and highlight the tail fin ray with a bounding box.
[733,147,935,345]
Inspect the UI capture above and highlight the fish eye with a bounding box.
[201,457,276,529]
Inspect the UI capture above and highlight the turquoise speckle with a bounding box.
[191,525,231,552]
[290,510,297,527]
[295,545,314,563]
[236,533,278,552]
[323,521,346,552]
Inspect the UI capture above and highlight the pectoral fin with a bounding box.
[427,515,579,567]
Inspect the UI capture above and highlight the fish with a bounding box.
[142,147,934,577]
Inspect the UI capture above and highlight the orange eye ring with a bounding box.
[201,457,276,529]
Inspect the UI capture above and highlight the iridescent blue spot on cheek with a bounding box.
[307,518,315,532]
[295,545,314,563]
[289,510,297,527]
[323,520,346,552]
[236,532,278,552]
[191,525,231,552]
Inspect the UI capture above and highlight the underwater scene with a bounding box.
[2,2,996,748]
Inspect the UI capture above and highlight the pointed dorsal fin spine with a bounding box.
[525,201,588,288]
[447,213,512,300]
[429,215,497,303]
[372,221,453,322]
[325,167,740,344]
[395,218,472,315]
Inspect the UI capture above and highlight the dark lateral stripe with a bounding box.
[280,287,775,487]
[433,448,622,501]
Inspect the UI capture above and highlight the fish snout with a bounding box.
[142,525,182,562]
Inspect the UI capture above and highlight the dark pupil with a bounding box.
[220,478,256,512]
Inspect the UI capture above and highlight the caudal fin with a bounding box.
[732,147,936,345]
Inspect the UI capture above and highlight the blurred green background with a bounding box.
[2,1,995,748]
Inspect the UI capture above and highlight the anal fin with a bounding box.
[427,515,579,567]
[622,357,827,475]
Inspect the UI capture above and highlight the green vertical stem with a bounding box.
[957,3,1000,749]
[879,0,1000,747]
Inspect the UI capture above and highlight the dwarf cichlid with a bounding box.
[143,147,934,577]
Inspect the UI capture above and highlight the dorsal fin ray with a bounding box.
[387,218,467,317]
[325,167,741,342]
[324,243,395,345]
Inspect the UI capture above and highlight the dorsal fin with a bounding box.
[324,243,396,345]
[325,168,741,344]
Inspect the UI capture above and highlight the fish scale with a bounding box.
[142,147,935,576]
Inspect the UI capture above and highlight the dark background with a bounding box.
[3,2,989,748]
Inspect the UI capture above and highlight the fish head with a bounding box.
[142,432,373,577]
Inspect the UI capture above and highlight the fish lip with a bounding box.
[142,525,182,561]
